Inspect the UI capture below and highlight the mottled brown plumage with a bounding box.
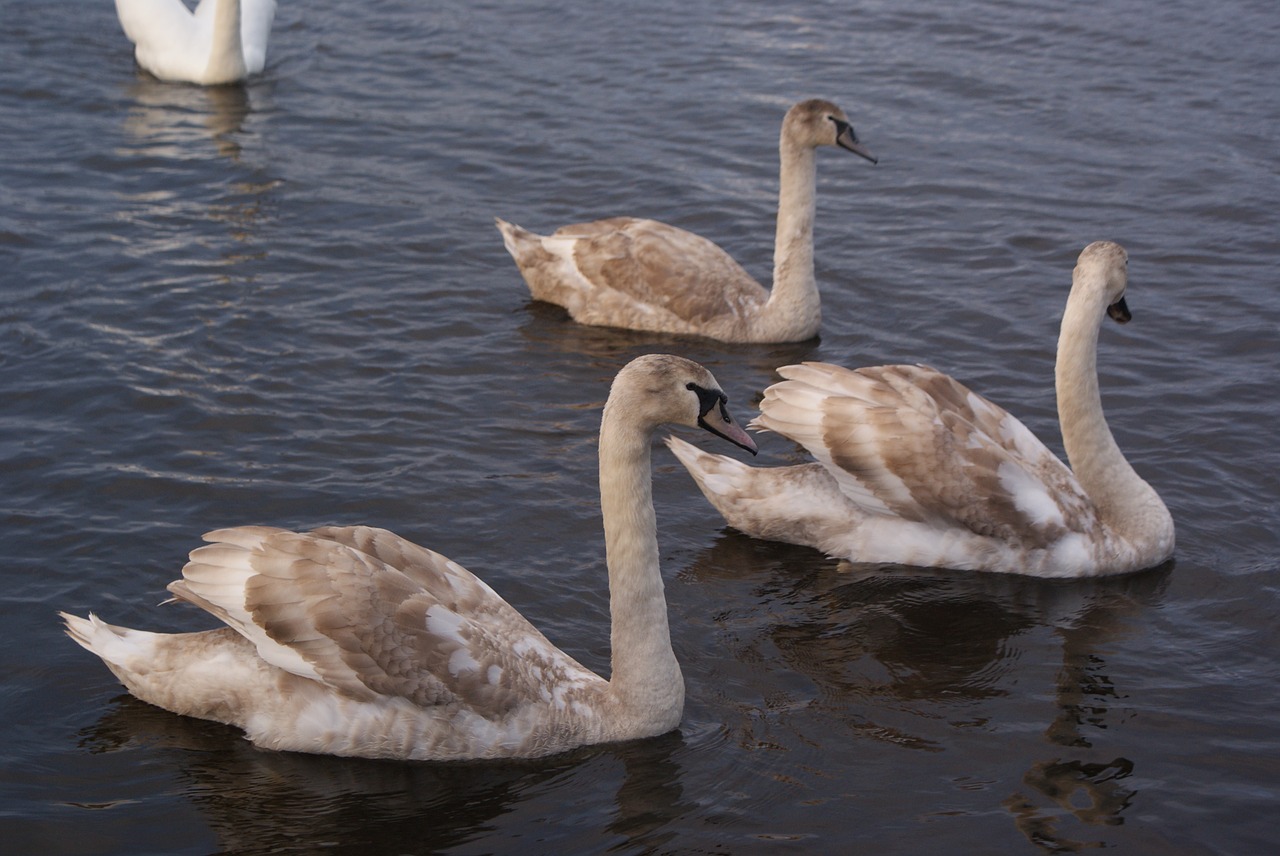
[62,355,757,760]
[497,98,876,343]
[670,242,1175,577]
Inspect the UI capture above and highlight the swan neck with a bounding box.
[597,403,682,716]
[1055,285,1144,520]
[764,138,820,336]
[205,0,247,83]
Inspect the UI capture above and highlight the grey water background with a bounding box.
[2,0,1278,852]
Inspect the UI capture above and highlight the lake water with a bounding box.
[2,0,1278,853]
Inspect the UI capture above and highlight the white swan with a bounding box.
[496,98,876,343]
[114,0,277,85]
[61,355,757,760]
[668,242,1175,577]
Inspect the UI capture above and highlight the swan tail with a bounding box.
[666,436,861,552]
[666,436,776,535]
[61,609,268,723]
[495,217,539,260]
[60,611,178,701]
[60,611,161,671]
[495,217,588,308]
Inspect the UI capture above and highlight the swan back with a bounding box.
[754,362,1091,540]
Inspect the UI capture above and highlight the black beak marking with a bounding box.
[1108,296,1132,324]
[830,117,878,164]
[688,382,726,423]
[688,382,755,454]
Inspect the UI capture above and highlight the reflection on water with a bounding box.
[81,697,556,853]
[603,734,694,851]
[516,301,824,387]
[1000,567,1170,853]
[683,533,1170,850]
[78,695,695,854]
[1004,758,1135,853]
[121,80,252,161]
[115,78,279,269]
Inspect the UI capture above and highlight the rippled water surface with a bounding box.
[3,0,1278,853]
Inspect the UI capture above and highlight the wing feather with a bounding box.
[562,218,768,324]
[173,526,599,713]
[755,362,1096,545]
[238,0,276,73]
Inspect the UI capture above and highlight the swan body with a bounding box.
[62,355,757,760]
[114,0,277,85]
[496,99,876,343]
[669,242,1175,577]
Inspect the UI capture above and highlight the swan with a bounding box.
[61,355,757,760]
[496,98,876,343]
[668,242,1175,577]
[114,0,277,85]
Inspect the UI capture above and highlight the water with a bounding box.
[2,0,1277,852]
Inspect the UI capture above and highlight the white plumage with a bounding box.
[670,241,1175,577]
[114,0,276,85]
[62,355,757,760]
[496,98,876,343]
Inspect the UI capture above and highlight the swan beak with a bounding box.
[836,125,878,164]
[699,403,758,455]
[1107,296,1132,324]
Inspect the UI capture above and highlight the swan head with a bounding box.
[1076,241,1131,324]
[610,355,757,454]
[784,99,877,164]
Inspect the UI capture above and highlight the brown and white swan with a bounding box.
[669,242,1175,577]
[496,98,876,343]
[62,355,757,760]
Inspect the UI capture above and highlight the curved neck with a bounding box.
[1055,288,1149,524]
[763,138,820,336]
[204,0,246,84]
[597,403,682,716]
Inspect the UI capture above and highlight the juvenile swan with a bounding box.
[114,0,277,85]
[62,355,757,760]
[496,99,876,343]
[669,242,1175,577]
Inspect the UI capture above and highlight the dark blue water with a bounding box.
[2,0,1278,853]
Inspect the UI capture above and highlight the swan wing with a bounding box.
[238,0,276,73]
[754,362,1094,546]
[172,526,597,714]
[557,217,768,325]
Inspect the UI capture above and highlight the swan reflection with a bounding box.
[121,78,252,161]
[115,77,278,266]
[682,533,1170,848]
[78,697,693,853]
